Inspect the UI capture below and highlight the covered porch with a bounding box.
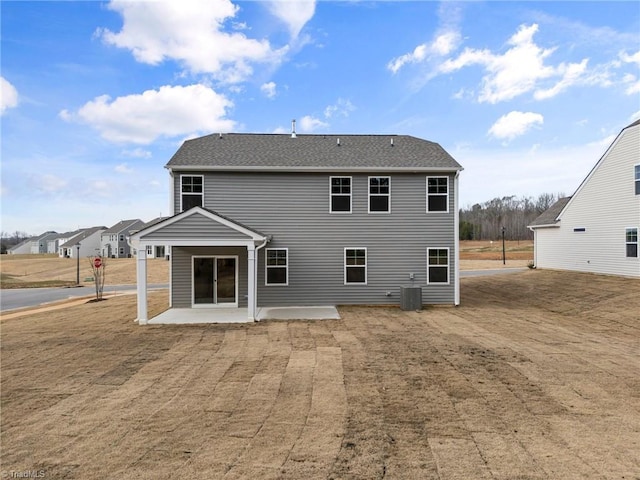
[130,207,269,324]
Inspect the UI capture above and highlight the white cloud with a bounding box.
[324,98,355,118]
[265,0,315,39]
[388,31,461,74]
[115,163,133,174]
[299,115,328,132]
[534,59,589,100]
[261,81,277,99]
[620,50,640,66]
[34,174,68,194]
[438,24,592,104]
[61,84,235,144]
[99,0,288,83]
[121,148,151,159]
[488,111,544,141]
[1,77,18,114]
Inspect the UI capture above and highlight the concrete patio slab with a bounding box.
[257,306,340,321]
[146,306,341,324]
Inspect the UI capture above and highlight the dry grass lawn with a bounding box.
[1,270,639,479]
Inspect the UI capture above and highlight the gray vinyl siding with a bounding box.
[144,213,251,240]
[171,246,248,308]
[172,171,456,306]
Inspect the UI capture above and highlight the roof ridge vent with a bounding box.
[291,119,297,138]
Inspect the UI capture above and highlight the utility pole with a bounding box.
[501,227,506,265]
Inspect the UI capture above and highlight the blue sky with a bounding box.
[2,1,639,235]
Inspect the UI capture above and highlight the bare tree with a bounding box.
[88,255,107,301]
[460,192,566,241]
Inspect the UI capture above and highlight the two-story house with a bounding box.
[529,119,639,277]
[130,132,463,324]
[101,219,145,258]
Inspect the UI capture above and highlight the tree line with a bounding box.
[459,193,566,241]
[0,231,31,254]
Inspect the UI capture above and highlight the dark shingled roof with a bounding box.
[166,133,462,171]
[529,197,571,227]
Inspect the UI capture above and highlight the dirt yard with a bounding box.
[1,270,638,479]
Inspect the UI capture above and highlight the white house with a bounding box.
[59,226,106,258]
[529,119,640,277]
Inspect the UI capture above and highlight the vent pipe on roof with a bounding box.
[219,133,222,139]
[390,138,394,147]
[291,119,297,138]
[337,138,340,146]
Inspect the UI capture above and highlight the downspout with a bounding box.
[253,236,270,320]
[454,170,461,306]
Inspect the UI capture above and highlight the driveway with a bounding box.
[1,270,638,479]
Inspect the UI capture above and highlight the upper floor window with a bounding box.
[626,228,638,258]
[119,234,124,242]
[369,177,390,213]
[266,248,288,285]
[181,175,204,211]
[330,177,351,213]
[344,248,367,284]
[635,165,639,195]
[427,177,448,212]
[427,248,449,284]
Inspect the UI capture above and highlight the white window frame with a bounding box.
[146,245,153,256]
[368,176,391,213]
[330,176,352,214]
[180,174,204,212]
[119,234,124,242]
[625,227,639,258]
[635,164,640,196]
[344,247,367,285]
[427,247,450,284]
[426,176,449,213]
[265,248,289,286]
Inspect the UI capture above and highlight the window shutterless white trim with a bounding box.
[427,247,450,284]
[180,174,204,212]
[426,176,449,213]
[634,164,640,195]
[330,176,352,213]
[265,248,289,286]
[344,247,367,285]
[625,227,638,258]
[368,176,391,213]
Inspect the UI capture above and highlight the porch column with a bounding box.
[247,243,256,321]
[136,247,148,324]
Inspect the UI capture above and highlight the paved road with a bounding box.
[0,284,169,312]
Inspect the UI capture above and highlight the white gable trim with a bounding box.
[130,207,267,247]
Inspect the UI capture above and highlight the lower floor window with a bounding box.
[119,247,125,256]
[626,228,638,258]
[345,248,367,284]
[427,248,449,283]
[266,248,288,285]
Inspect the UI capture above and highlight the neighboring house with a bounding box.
[59,226,107,258]
[101,219,145,258]
[7,238,33,255]
[57,230,83,257]
[29,231,58,254]
[529,119,640,277]
[132,217,169,259]
[131,131,463,323]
